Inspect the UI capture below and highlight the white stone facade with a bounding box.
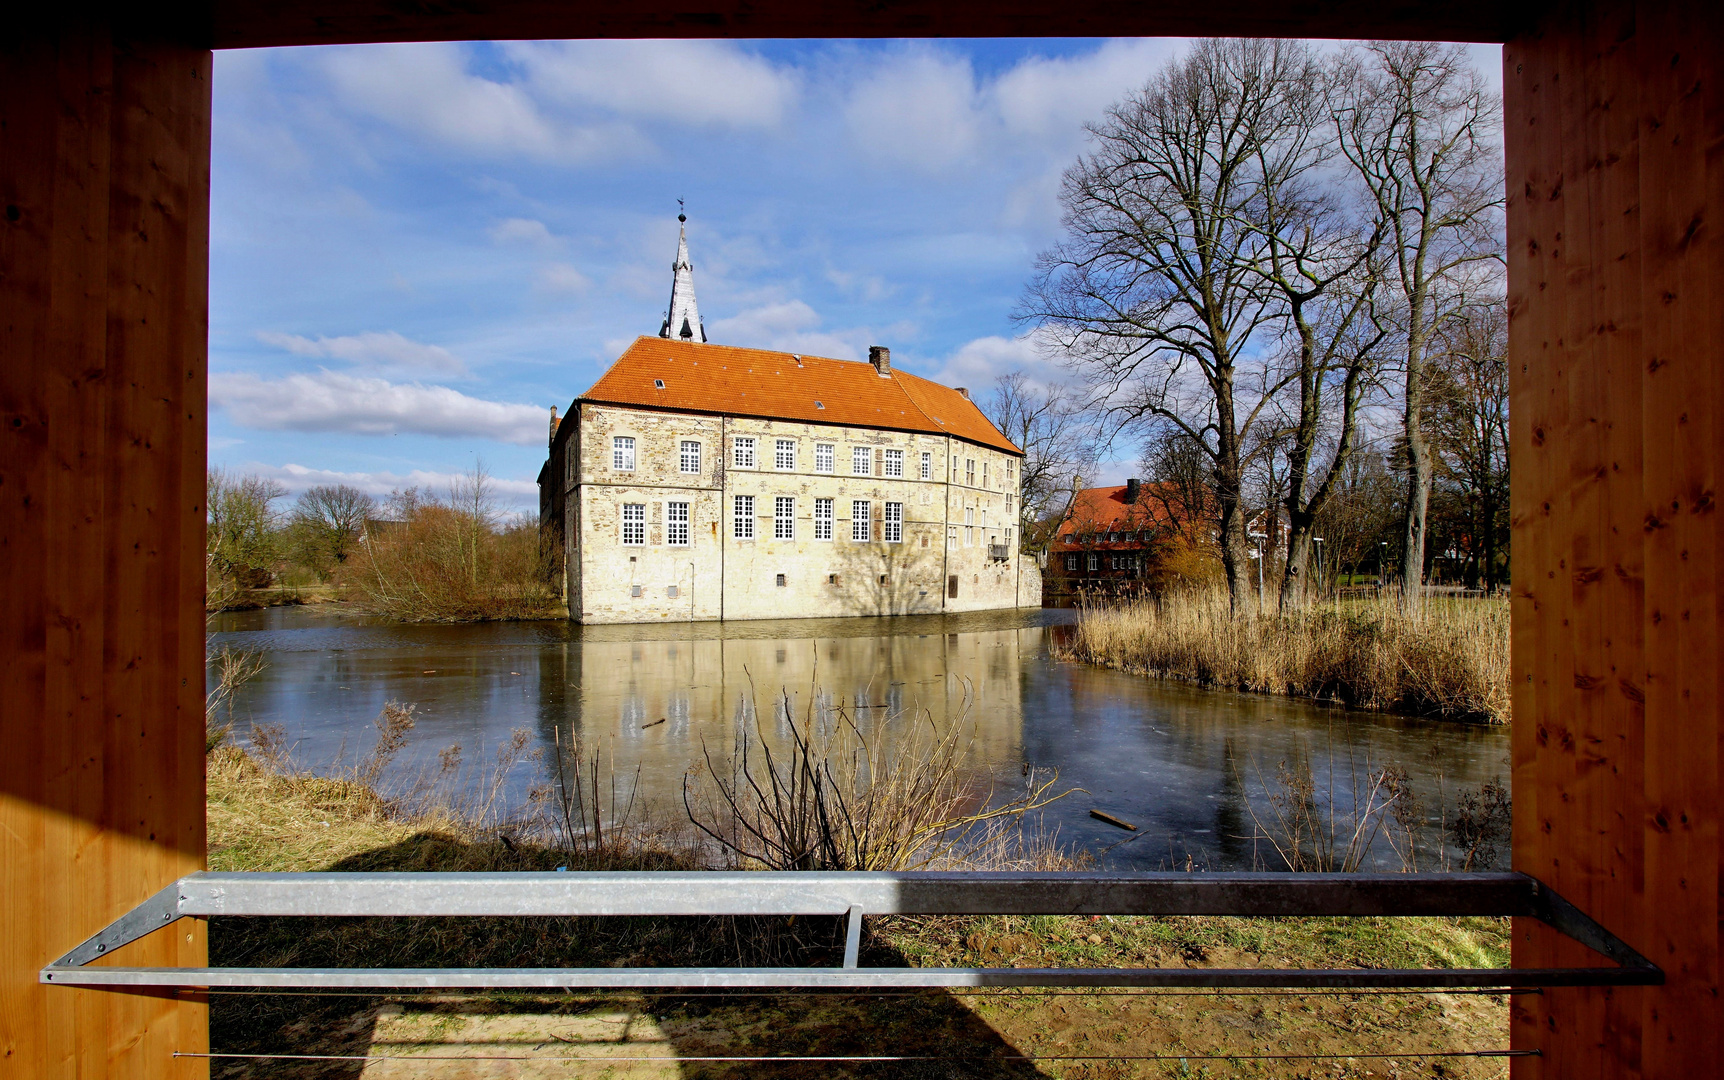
[554,402,1041,623]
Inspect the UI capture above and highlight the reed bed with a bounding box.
[1057,587,1510,723]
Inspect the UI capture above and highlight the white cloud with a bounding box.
[710,301,873,361]
[248,462,540,509]
[536,262,592,296]
[211,370,545,445]
[843,49,981,173]
[505,40,798,128]
[319,42,644,162]
[488,217,562,248]
[991,39,1181,141]
[256,329,468,378]
[930,331,1071,392]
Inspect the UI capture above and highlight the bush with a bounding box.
[1056,586,1509,722]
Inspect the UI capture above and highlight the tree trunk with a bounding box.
[1400,362,1433,613]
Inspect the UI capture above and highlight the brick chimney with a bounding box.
[549,406,560,448]
[955,387,969,400]
[869,345,891,377]
[1124,478,1141,503]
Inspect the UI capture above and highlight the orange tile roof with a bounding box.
[577,337,1021,455]
[1052,484,1188,546]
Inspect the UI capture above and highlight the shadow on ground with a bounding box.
[208,831,1045,1080]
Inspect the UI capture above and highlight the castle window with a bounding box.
[733,495,755,540]
[612,436,635,471]
[776,574,787,588]
[774,497,795,540]
[775,439,796,470]
[947,524,957,549]
[732,437,756,469]
[920,452,932,480]
[815,443,834,473]
[965,459,975,486]
[983,461,990,487]
[621,503,645,546]
[851,500,871,542]
[814,498,833,541]
[884,449,904,477]
[666,501,689,546]
[964,506,974,546]
[852,446,871,476]
[679,440,701,474]
[667,585,679,598]
[884,502,903,543]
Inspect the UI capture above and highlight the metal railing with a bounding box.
[42,870,1659,991]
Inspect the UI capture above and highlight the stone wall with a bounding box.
[563,403,1037,623]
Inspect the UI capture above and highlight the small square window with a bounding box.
[776,574,787,587]
[630,585,642,598]
[878,574,888,585]
[653,379,665,389]
[828,573,840,585]
[667,585,679,598]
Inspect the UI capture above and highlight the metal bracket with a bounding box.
[40,870,1661,991]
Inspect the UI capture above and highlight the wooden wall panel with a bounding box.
[1507,1,1721,1075]
[0,18,210,1080]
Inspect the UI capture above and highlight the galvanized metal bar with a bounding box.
[843,906,863,969]
[39,963,1659,990]
[173,871,1539,918]
[39,869,1660,992]
[48,882,186,969]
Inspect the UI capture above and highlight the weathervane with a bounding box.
[678,198,686,223]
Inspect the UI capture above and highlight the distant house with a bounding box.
[1043,479,1208,605]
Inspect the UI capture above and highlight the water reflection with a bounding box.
[208,606,1510,870]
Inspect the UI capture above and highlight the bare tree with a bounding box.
[983,371,1097,556]
[1335,41,1503,612]
[1427,303,1509,590]
[290,484,376,574]
[449,458,499,589]
[1021,39,1326,614]
[207,469,287,593]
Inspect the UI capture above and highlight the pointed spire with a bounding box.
[659,206,706,343]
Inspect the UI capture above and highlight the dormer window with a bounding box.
[654,379,665,389]
[815,401,825,409]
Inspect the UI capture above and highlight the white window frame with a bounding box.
[679,440,701,474]
[612,436,635,471]
[666,501,689,546]
[815,443,834,473]
[732,437,756,469]
[774,496,795,540]
[814,498,834,541]
[883,449,904,478]
[851,446,871,476]
[775,439,796,471]
[733,495,755,540]
[947,524,957,549]
[621,502,645,546]
[965,459,975,486]
[983,461,990,487]
[1088,552,1099,572]
[851,500,871,542]
[964,506,975,547]
[920,451,932,480]
[884,501,903,543]
[1065,553,1078,571]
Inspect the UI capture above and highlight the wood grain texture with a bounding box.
[199,0,1526,48]
[0,18,210,1080]
[1507,1,1721,1074]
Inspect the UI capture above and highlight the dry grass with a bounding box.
[1057,587,1510,723]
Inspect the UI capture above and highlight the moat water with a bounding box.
[206,605,1510,871]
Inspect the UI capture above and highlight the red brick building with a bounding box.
[1044,480,1194,604]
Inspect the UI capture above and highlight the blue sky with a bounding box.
[210,38,1500,512]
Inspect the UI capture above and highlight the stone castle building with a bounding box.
[538,217,1041,624]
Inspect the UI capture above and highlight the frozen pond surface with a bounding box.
[208,605,1510,870]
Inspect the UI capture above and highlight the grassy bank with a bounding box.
[206,741,1511,1077]
[1055,590,1510,724]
